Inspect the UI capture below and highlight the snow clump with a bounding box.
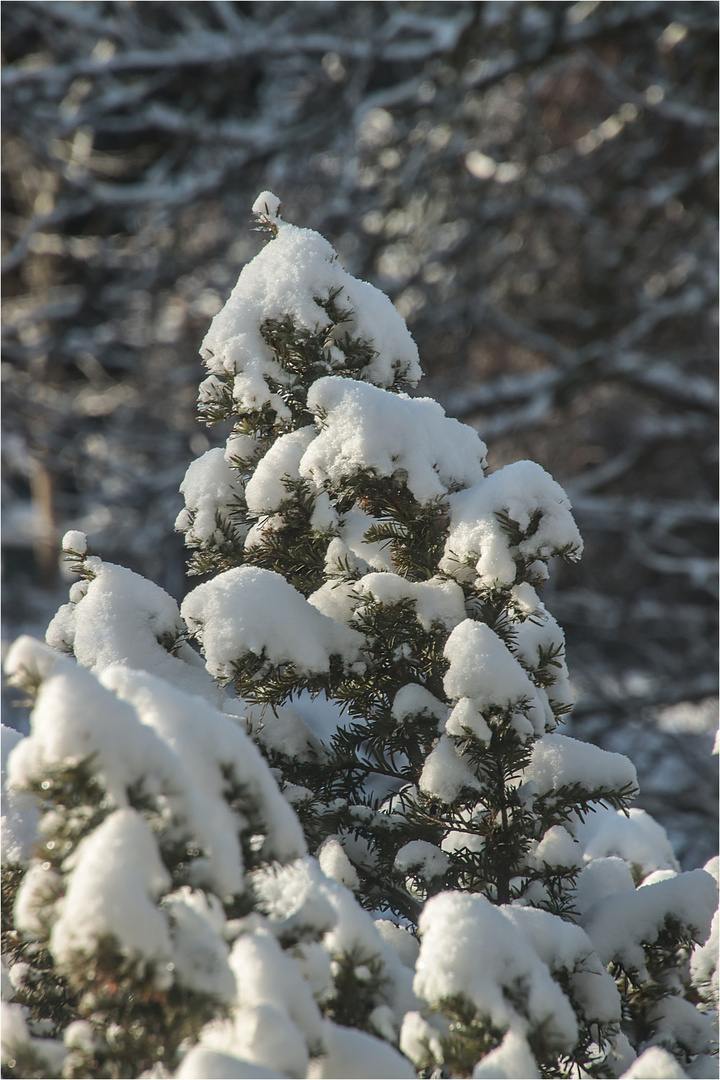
[181,565,365,681]
[413,891,579,1052]
[45,556,223,704]
[301,376,487,504]
[176,446,247,550]
[440,460,582,585]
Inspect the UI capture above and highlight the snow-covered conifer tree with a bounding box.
[1,627,416,1080]
[2,194,717,1079]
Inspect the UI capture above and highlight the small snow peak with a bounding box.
[62,530,88,555]
[252,191,283,218]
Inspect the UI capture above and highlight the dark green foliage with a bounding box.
[425,994,507,1079]
[323,947,388,1031]
[332,481,451,582]
[2,865,79,1040]
[22,758,110,874]
[241,477,333,596]
[611,919,709,1069]
[197,374,237,429]
[185,504,250,578]
[58,935,220,1080]
[532,782,639,837]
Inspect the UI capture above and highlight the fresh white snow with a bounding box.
[439,461,582,586]
[301,377,487,504]
[414,891,579,1052]
[181,566,365,680]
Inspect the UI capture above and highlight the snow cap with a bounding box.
[252,191,282,217]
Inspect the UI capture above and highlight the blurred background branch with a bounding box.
[2,0,717,867]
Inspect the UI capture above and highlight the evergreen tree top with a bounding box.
[1,193,717,1080]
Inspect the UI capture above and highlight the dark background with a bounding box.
[2,0,717,867]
